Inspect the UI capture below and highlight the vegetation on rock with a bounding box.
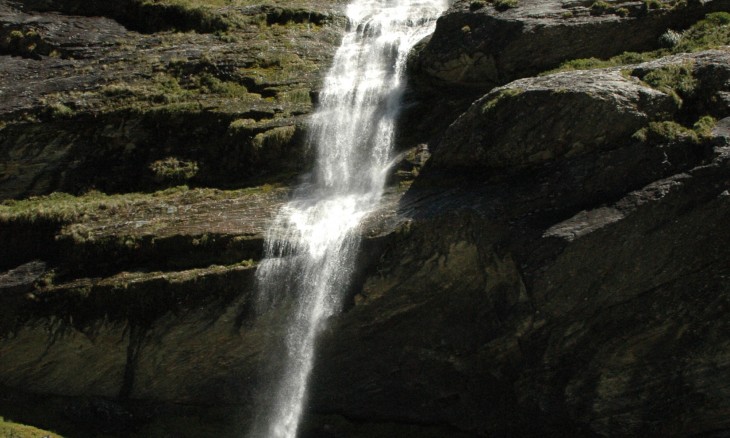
[546,12,730,73]
[0,417,63,438]
[149,157,200,184]
[0,185,279,223]
[641,61,697,106]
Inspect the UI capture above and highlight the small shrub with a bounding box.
[658,29,682,47]
[470,1,486,10]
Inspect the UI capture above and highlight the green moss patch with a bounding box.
[632,115,716,144]
[640,61,697,106]
[251,125,297,151]
[0,185,279,224]
[149,157,200,184]
[481,87,524,114]
[0,416,63,438]
[0,185,286,276]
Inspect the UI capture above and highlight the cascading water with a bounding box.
[252,1,448,437]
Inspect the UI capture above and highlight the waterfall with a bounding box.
[252,1,448,437]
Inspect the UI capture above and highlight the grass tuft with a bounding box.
[640,61,697,107]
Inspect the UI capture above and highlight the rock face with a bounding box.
[429,50,729,173]
[305,50,730,437]
[411,0,730,89]
[1,1,729,437]
[0,0,344,198]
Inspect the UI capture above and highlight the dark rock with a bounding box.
[426,49,729,175]
[0,261,46,294]
[411,0,730,90]
[0,3,344,199]
[310,120,730,438]
[0,2,729,437]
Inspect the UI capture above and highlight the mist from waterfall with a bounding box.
[251,1,448,437]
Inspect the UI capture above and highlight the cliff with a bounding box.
[1,0,729,436]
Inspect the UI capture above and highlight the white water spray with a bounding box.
[252,1,448,437]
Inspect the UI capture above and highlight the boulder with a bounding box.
[411,0,730,89]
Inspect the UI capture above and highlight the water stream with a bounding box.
[252,1,448,436]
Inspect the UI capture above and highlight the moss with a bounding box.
[481,87,524,113]
[46,102,75,119]
[149,157,200,183]
[275,88,312,105]
[0,416,63,438]
[135,0,234,32]
[251,125,297,151]
[590,1,612,16]
[195,73,250,97]
[228,118,257,134]
[633,120,699,144]
[6,30,24,42]
[640,61,696,107]
[544,52,656,74]
[0,186,277,224]
[692,115,716,139]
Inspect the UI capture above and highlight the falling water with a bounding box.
[252,0,448,437]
